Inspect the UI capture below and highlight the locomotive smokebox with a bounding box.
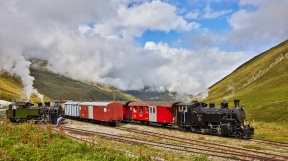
[234,100,240,108]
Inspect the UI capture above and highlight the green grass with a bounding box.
[251,121,288,142]
[0,119,132,161]
[0,119,211,161]
[196,40,288,142]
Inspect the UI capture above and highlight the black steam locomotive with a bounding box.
[6,101,63,124]
[176,100,254,139]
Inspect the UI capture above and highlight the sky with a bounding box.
[0,0,287,100]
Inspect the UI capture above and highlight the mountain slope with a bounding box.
[0,72,24,101]
[30,67,139,102]
[0,60,139,103]
[201,40,288,122]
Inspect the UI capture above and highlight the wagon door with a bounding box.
[88,105,93,119]
[177,106,188,126]
[149,106,156,122]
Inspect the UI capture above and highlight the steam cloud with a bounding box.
[0,0,287,100]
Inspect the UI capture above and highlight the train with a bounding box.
[5,101,63,124]
[4,99,254,139]
[63,99,254,139]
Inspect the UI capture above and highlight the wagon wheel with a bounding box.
[161,123,168,127]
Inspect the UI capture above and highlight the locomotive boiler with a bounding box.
[176,100,254,139]
[5,101,63,124]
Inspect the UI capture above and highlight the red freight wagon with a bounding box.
[115,101,133,122]
[128,101,179,126]
[79,102,123,125]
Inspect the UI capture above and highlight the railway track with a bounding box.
[123,121,288,148]
[116,126,288,161]
[250,139,288,148]
[57,126,288,161]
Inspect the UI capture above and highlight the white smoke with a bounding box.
[194,89,209,101]
[0,48,43,101]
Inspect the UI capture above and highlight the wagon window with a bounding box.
[153,107,155,113]
[184,106,187,112]
[139,106,143,113]
[145,107,148,113]
[133,106,137,112]
[150,107,152,113]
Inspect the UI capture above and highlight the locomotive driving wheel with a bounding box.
[216,126,222,135]
[235,132,242,139]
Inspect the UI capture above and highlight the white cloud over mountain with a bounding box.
[0,0,287,100]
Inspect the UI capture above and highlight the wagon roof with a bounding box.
[128,101,179,107]
[114,101,134,106]
[64,102,80,105]
[78,102,112,106]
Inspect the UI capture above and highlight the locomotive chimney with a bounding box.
[234,100,240,108]
[209,102,215,108]
[221,101,228,108]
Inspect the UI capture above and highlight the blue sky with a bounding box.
[136,0,284,52]
[0,0,287,100]
[138,0,236,46]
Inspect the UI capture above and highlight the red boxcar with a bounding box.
[128,101,179,126]
[79,102,123,125]
[115,101,133,122]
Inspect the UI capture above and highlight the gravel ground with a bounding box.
[0,109,6,118]
[62,119,288,157]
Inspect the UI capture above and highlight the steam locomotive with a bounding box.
[5,101,63,124]
[176,100,254,139]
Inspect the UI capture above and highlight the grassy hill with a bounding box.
[125,89,178,101]
[0,60,139,103]
[30,68,138,102]
[196,40,288,141]
[0,72,25,101]
[199,40,288,123]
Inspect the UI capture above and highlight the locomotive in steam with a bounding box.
[176,100,254,139]
[5,101,63,124]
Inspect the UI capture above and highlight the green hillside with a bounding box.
[197,40,288,141]
[0,60,139,103]
[125,89,178,101]
[0,72,24,101]
[30,67,138,102]
[200,40,288,123]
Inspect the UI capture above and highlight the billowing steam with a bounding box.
[0,0,286,100]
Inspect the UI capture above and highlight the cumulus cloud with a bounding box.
[0,0,201,100]
[226,0,288,50]
[185,0,288,52]
[0,0,277,101]
[91,0,200,38]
